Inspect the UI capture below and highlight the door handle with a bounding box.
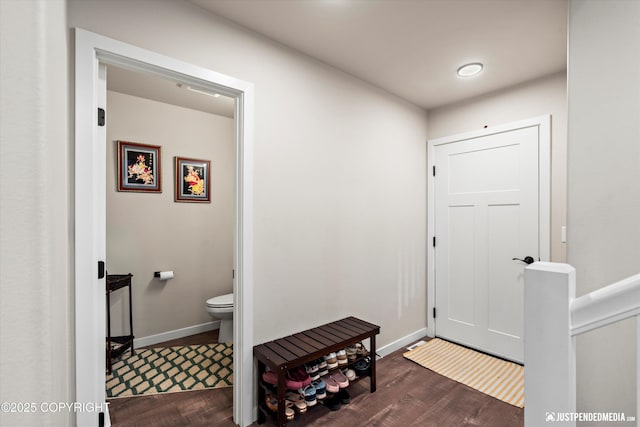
[512,256,535,265]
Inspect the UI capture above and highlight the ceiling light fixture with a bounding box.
[457,62,484,77]
[177,83,221,98]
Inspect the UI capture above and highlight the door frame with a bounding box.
[426,115,551,338]
[75,29,255,426]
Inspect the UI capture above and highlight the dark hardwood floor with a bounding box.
[108,333,523,427]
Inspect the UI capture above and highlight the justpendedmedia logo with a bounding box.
[545,412,635,423]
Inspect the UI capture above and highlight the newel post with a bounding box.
[524,262,576,426]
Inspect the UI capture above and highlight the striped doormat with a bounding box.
[403,338,524,408]
[106,343,233,398]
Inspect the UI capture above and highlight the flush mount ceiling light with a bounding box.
[457,62,484,77]
[176,83,221,97]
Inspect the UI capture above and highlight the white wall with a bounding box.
[427,71,567,263]
[69,0,428,348]
[106,90,235,340]
[567,0,639,421]
[0,1,72,426]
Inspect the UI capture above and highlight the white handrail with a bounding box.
[570,273,640,336]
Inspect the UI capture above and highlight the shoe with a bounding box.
[288,367,311,388]
[337,350,348,366]
[299,384,317,407]
[284,401,295,421]
[285,392,307,414]
[265,393,278,412]
[305,362,319,375]
[323,394,341,411]
[345,345,358,361]
[318,366,329,377]
[321,374,340,393]
[341,367,356,381]
[317,358,328,369]
[324,352,337,364]
[353,356,371,377]
[337,388,351,404]
[356,342,369,357]
[330,370,349,388]
[262,370,278,386]
[311,379,326,399]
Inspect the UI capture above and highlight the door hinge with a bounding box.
[433,236,436,247]
[98,260,105,279]
[432,165,436,176]
[433,307,437,319]
[232,269,235,279]
[98,108,105,127]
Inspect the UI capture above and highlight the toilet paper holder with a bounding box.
[154,271,174,280]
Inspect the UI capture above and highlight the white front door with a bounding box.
[430,117,550,363]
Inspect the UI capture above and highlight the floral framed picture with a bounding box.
[117,141,162,193]
[175,157,211,203]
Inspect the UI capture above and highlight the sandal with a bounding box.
[265,394,278,412]
[284,401,295,421]
[285,392,307,414]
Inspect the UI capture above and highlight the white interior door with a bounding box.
[432,118,549,363]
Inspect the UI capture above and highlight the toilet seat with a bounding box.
[206,293,233,308]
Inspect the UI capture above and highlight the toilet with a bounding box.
[206,293,234,343]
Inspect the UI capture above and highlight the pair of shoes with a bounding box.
[324,352,338,369]
[265,394,296,420]
[323,390,349,411]
[262,367,311,390]
[336,349,348,366]
[353,356,371,377]
[321,370,349,393]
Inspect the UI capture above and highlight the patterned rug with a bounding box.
[106,343,233,398]
[403,338,524,408]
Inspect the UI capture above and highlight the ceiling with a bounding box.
[107,66,236,118]
[189,0,568,110]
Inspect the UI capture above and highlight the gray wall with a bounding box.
[68,0,429,349]
[567,0,639,421]
[427,71,568,263]
[0,1,72,426]
[106,90,235,341]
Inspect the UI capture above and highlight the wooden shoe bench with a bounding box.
[253,316,380,426]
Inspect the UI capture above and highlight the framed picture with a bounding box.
[174,157,211,203]
[117,141,162,193]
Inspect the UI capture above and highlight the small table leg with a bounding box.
[370,335,377,393]
[277,368,287,427]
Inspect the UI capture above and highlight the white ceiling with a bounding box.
[189,0,568,110]
[107,66,236,118]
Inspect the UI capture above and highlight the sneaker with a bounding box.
[324,352,337,364]
[341,367,356,381]
[311,379,326,399]
[299,384,317,407]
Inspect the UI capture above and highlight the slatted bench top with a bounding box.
[253,316,380,372]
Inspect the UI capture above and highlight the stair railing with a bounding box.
[524,262,640,426]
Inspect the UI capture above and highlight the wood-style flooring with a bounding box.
[108,332,523,427]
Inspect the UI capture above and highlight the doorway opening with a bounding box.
[75,29,254,427]
[103,63,237,415]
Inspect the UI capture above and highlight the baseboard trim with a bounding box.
[377,327,430,358]
[134,321,220,348]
